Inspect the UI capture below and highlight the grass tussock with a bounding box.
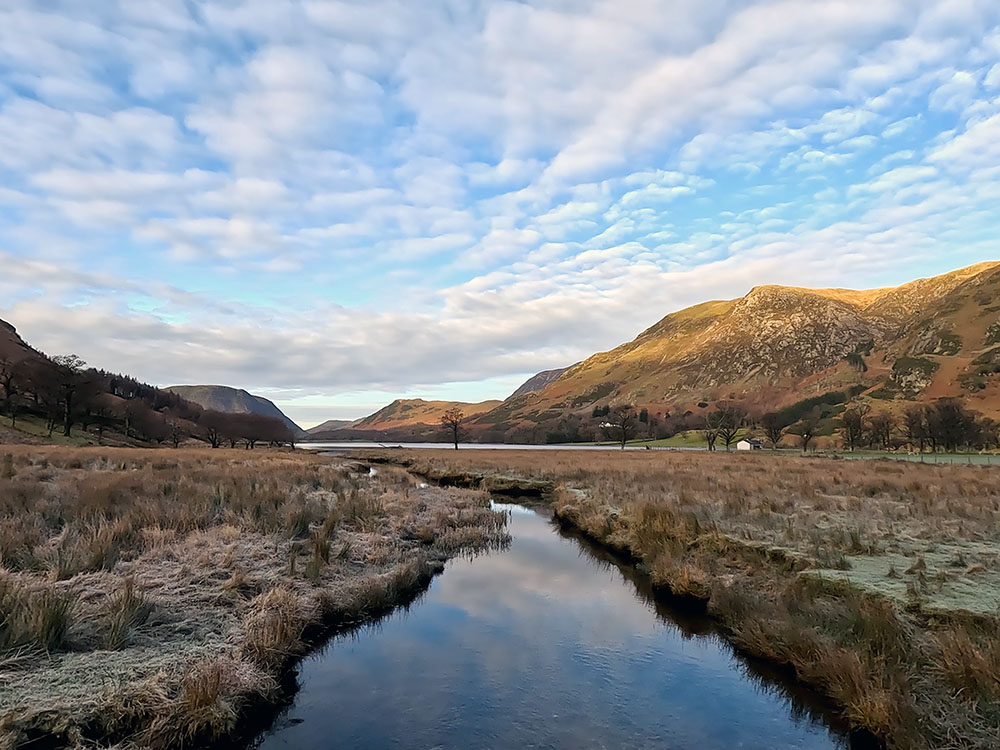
[378,448,1000,750]
[0,446,507,748]
[0,575,75,655]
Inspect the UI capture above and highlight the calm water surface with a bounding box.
[299,441,705,451]
[254,503,848,750]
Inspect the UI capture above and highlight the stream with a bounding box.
[252,501,853,749]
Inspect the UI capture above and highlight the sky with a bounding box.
[2,1,1000,428]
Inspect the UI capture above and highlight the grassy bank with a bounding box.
[0,447,507,748]
[370,448,1000,750]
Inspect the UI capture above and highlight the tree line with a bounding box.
[702,398,999,453]
[558,397,999,453]
[0,353,294,448]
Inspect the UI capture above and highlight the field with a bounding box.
[370,448,1000,750]
[0,447,507,749]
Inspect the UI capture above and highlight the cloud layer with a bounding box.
[2,1,1000,424]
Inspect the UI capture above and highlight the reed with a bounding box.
[0,446,507,748]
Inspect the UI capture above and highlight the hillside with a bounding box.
[466,261,1000,442]
[306,419,356,434]
[167,385,305,436]
[508,367,571,398]
[307,398,503,441]
[0,320,43,363]
[353,399,502,430]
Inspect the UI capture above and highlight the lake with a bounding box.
[299,441,702,451]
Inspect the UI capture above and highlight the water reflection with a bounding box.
[254,503,848,749]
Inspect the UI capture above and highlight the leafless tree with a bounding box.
[903,407,928,453]
[796,414,821,452]
[717,405,746,451]
[200,410,229,448]
[705,405,744,451]
[702,411,721,451]
[840,403,870,451]
[50,354,99,437]
[866,412,895,451]
[760,412,790,449]
[0,357,27,427]
[608,404,639,449]
[440,407,465,450]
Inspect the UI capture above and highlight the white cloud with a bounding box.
[2,0,1000,420]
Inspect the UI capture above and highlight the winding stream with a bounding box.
[253,502,852,749]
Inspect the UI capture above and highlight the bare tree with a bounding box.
[903,407,928,453]
[760,412,789,449]
[200,410,228,448]
[796,414,821,452]
[839,403,870,451]
[0,357,27,427]
[50,354,98,437]
[925,399,981,452]
[717,405,746,451]
[866,412,895,451]
[440,407,465,450]
[702,411,722,451]
[607,404,638,449]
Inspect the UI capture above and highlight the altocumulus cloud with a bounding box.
[2,0,1000,424]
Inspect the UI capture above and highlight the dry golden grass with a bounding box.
[374,449,1000,750]
[0,447,507,748]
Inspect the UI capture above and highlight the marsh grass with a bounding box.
[0,576,75,654]
[381,448,1000,750]
[0,446,507,748]
[102,577,154,650]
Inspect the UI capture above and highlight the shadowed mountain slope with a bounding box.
[167,385,305,436]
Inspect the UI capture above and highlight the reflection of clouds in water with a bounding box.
[259,506,844,750]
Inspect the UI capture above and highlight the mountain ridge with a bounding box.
[308,261,1000,444]
[167,385,305,437]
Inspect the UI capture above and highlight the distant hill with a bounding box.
[167,385,305,436]
[307,398,503,441]
[464,260,1000,442]
[353,398,502,430]
[306,419,356,434]
[508,367,571,399]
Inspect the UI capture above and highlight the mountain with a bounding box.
[0,320,43,363]
[508,367,571,398]
[307,398,503,441]
[306,419,356,434]
[167,385,305,436]
[467,261,1000,441]
[353,399,502,430]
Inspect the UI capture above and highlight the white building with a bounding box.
[736,439,764,451]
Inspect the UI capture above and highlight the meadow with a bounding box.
[372,448,1000,750]
[0,447,507,749]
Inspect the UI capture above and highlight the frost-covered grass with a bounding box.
[0,447,507,748]
[380,449,1000,750]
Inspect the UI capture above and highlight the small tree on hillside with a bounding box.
[440,407,465,450]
